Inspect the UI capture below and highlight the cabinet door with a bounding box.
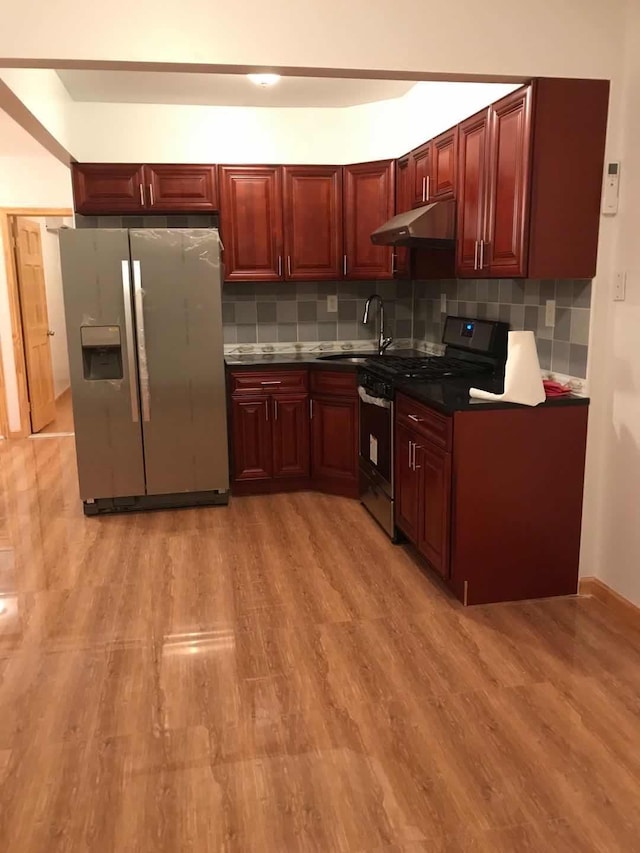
[72,164,146,214]
[416,442,452,578]
[394,154,412,279]
[283,166,342,280]
[431,127,458,201]
[272,394,310,479]
[456,110,490,277]
[343,160,394,280]
[486,87,533,277]
[395,424,420,542]
[311,395,358,494]
[231,396,272,482]
[411,141,432,207]
[219,166,284,281]
[145,165,218,212]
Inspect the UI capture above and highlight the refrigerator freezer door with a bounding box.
[59,229,146,500]
[129,229,229,495]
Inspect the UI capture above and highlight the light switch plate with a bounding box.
[545,299,556,327]
[440,293,447,313]
[327,294,338,313]
[614,272,626,301]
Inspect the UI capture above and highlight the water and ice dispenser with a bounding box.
[81,326,123,380]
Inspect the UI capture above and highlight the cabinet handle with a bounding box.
[310,399,313,419]
[408,440,413,470]
[343,254,348,276]
[287,255,291,278]
[274,399,278,420]
[422,176,426,202]
[278,255,283,277]
[413,445,422,470]
[407,414,422,422]
[264,400,269,421]
[139,184,145,206]
[391,252,396,275]
[261,380,282,386]
[479,239,485,270]
[426,176,431,202]
[148,183,154,206]
[473,240,479,271]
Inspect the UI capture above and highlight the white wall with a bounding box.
[582,0,640,606]
[0,153,72,433]
[68,82,518,163]
[30,217,72,397]
[0,0,624,80]
[0,69,74,153]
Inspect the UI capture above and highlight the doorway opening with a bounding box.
[0,208,74,438]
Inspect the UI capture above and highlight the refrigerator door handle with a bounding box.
[132,260,151,422]
[121,260,139,423]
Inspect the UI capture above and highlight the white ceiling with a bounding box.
[0,109,49,157]
[56,70,415,108]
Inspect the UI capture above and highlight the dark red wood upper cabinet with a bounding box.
[282,166,342,280]
[485,87,532,277]
[395,424,420,542]
[411,141,432,207]
[72,164,146,214]
[272,393,310,479]
[231,396,272,482]
[343,160,395,280]
[394,154,413,279]
[456,109,491,277]
[395,153,413,214]
[430,127,458,201]
[219,166,284,282]
[416,443,452,578]
[145,165,218,212]
[526,78,609,279]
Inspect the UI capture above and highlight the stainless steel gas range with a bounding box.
[357,316,509,538]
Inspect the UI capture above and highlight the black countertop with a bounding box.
[225,349,423,371]
[394,376,589,415]
[225,352,588,414]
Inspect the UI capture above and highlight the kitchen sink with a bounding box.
[317,352,379,363]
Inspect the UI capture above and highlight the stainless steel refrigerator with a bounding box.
[59,228,229,515]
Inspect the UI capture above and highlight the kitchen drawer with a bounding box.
[230,370,308,395]
[310,369,357,397]
[396,392,452,450]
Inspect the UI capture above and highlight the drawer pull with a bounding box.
[407,414,422,422]
[260,380,282,385]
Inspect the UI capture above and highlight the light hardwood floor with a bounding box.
[36,388,74,435]
[0,437,639,851]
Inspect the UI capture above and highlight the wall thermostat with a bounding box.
[602,161,620,215]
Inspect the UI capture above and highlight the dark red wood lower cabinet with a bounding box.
[394,392,589,605]
[272,394,310,479]
[310,395,358,497]
[395,424,420,542]
[416,443,452,578]
[231,396,272,482]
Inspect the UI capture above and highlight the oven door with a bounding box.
[358,387,394,536]
[359,391,393,490]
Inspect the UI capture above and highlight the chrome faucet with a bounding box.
[363,294,393,355]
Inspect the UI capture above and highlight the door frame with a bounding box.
[0,207,73,438]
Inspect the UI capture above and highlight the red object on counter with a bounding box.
[543,379,573,397]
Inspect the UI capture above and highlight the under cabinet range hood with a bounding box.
[371,199,456,247]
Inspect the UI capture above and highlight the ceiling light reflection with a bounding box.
[162,629,235,657]
[247,73,281,87]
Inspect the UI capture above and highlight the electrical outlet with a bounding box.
[326,294,338,313]
[545,299,556,327]
[440,293,447,313]
[614,272,626,301]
